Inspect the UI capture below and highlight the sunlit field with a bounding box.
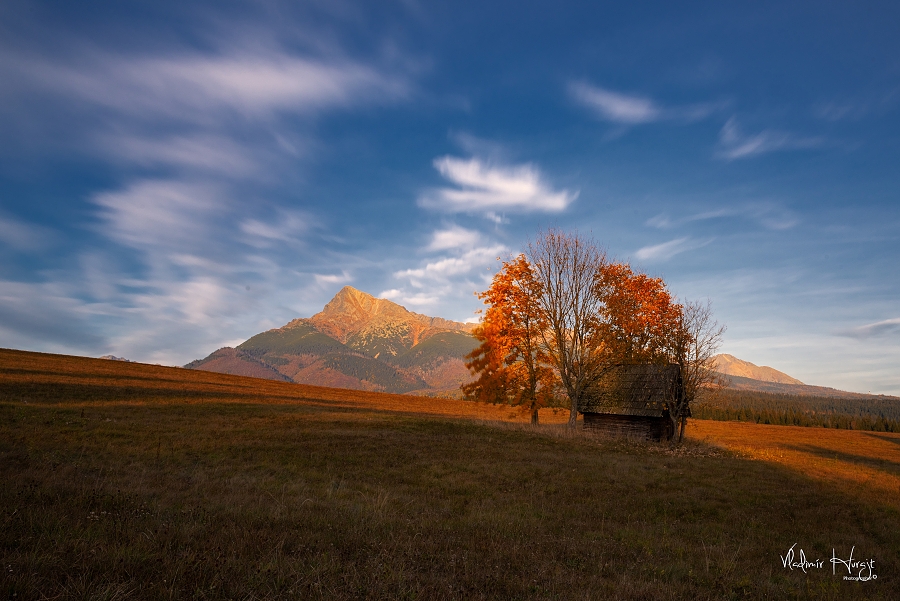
[2,349,897,600]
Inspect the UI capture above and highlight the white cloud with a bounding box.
[716,117,823,160]
[101,134,261,176]
[426,225,481,251]
[569,81,725,125]
[634,237,712,262]
[22,52,408,124]
[419,156,577,214]
[240,210,312,247]
[380,289,440,307]
[568,82,661,124]
[92,179,224,251]
[314,271,352,285]
[0,280,105,349]
[837,318,900,339]
[395,244,507,281]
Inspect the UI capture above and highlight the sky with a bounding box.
[1,0,898,394]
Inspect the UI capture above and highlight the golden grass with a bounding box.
[690,420,900,509]
[2,348,899,600]
[0,348,569,422]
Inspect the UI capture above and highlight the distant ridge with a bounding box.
[711,354,803,385]
[721,374,899,400]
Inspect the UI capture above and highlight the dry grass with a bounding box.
[690,420,900,508]
[2,348,898,600]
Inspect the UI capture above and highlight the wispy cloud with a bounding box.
[240,210,313,248]
[568,81,724,125]
[314,271,352,286]
[426,225,481,251]
[395,244,507,281]
[419,156,577,214]
[18,52,409,124]
[837,318,900,339]
[0,280,105,349]
[100,133,263,176]
[569,82,661,124]
[647,202,799,231]
[634,237,712,262]
[716,117,823,160]
[813,89,898,122]
[0,212,56,252]
[379,289,440,307]
[92,180,225,252]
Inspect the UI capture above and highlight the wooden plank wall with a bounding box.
[583,413,674,441]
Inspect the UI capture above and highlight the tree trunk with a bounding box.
[668,412,679,443]
[568,402,578,428]
[531,404,539,425]
[678,414,687,443]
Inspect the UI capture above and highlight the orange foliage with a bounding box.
[463,255,559,423]
[594,262,683,364]
[466,251,689,423]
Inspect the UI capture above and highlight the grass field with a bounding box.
[2,348,898,599]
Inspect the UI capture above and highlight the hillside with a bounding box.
[2,347,897,599]
[186,287,478,394]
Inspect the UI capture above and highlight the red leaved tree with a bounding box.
[594,262,683,365]
[463,254,559,423]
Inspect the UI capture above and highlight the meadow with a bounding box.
[2,348,898,600]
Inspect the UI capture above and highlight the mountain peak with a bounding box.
[333,285,372,302]
[310,287,473,352]
[320,286,406,322]
[712,353,804,385]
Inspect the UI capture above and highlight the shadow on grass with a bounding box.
[781,443,900,476]
[864,431,900,448]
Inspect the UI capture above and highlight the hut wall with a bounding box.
[583,413,674,441]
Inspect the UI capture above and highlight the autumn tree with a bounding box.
[467,228,725,439]
[594,262,683,365]
[463,254,558,423]
[526,229,614,428]
[667,299,725,442]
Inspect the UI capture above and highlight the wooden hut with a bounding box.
[579,364,684,441]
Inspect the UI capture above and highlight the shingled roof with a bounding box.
[579,364,682,417]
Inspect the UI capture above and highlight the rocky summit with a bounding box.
[185,287,479,395]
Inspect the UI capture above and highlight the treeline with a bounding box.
[694,388,900,432]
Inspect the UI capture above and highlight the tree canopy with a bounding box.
[464,228,723,439]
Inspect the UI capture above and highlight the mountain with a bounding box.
[189,289,869,399]
[711,354,804,385]
[186,287,479,395]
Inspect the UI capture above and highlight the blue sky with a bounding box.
[1,1,898,394]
